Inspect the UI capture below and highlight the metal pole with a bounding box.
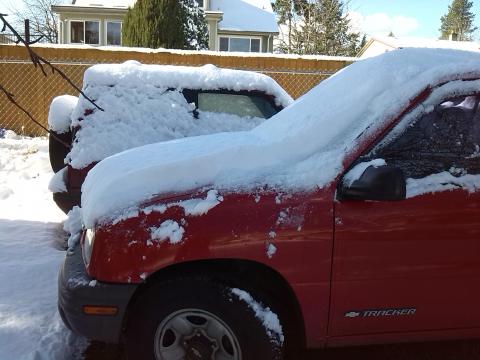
[24,18,29,44]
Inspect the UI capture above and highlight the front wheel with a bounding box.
[124,277,285,360]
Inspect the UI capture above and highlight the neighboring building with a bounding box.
[52,0,278,52]
[358,35,480,58]
[52,0,131,47]
[205,0,278,52]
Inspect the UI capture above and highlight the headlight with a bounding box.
[82,228,95,266]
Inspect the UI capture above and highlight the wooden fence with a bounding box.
[0,44,354,136]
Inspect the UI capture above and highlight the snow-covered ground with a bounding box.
[0,131,87,360]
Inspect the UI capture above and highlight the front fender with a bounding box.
[88,190,331,287]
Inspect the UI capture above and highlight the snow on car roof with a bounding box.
[82,62,292,107]
[81,48,480,227]
[64,62,292,169]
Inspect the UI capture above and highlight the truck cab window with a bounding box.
[369,95,480,178]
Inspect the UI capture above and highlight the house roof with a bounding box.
[210,0,278,34]
[59,0,279,34]
[72,0,134,8]
[359,35,480,57]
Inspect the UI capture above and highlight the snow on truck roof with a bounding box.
[81,48,480,227]
[83,62,291,106]
[54,63,292,169]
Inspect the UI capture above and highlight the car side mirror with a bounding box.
[338,164,406,201]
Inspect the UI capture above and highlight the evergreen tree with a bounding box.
[273,0,307,52]
[439,0,477,41]
[275,0,362,56]
[123,0,208,50]
[181,0,209,50]
[294,0,362,56]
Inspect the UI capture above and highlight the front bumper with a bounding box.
[58,244,138,343]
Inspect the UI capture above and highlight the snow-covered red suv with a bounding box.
[58,49,480,360]
[48,62,292,213]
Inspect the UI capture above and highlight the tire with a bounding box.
[124,276,285,360]
[49,131,72,173]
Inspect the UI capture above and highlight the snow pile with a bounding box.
[0,134,86,359]
[407,171,480,198]
[176,189,223,216]
[48,95,78,134]
[65,62,291,169]
[198,111,265,131]
[108,189,223,226]
[150,220,185,245]
[81,49,480,227]
[0,134,65,222]
[81,62,291,107]
[48,166,67,193]
[63,206,83,250]
[231,288,284,345]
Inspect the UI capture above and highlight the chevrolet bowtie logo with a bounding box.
[345,311,361,318]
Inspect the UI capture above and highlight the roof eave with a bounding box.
[52,4,129,15]
[217,28,279,36]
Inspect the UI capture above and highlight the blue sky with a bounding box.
[0,0,479,40]
[348,0,480,39]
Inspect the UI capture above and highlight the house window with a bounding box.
[70,20,100,45]
[70,21,84,43]
[219,37,229,51]
[250,38,260,52]
[196,0,204,8]
[106,21,122,46]
[219,36,261,52]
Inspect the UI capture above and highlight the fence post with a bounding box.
[24,19,29,44]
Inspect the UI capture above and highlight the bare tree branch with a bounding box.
[0,84,71,149]
[0,13,104,111]
[6,0,60,43]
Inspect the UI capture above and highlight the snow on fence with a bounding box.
[0,44,354,136]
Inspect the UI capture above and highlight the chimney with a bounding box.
[449,32,458,41]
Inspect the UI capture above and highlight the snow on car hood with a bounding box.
[81,48,480,227]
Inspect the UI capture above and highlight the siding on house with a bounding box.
[54,8,126,46]
[53,0,278,53]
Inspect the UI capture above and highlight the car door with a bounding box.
[330,93,480,337]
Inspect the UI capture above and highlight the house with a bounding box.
[52,0,278,52]
[52,0,131,47]
[358,35,480,58]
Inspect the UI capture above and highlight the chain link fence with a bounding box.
[0,46,351,137]
[1,60,88,136]
[0,33,49,44]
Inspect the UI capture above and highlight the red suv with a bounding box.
[58,49,480,360]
